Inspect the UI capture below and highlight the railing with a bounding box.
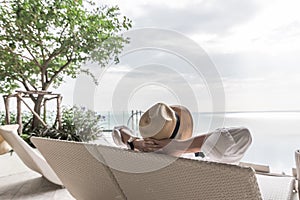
[127,110,143,131]
[101,110,143,132]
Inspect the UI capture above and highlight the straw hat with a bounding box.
[139,102,193,140]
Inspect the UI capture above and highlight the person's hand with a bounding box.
[141,138,186,157]
[132,138,161,152]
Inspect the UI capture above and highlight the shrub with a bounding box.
[0,106,104,146]
[60,106,104,142]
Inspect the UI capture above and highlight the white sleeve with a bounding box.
[201,127,252,164]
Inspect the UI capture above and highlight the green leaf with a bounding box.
[0,0,131,94]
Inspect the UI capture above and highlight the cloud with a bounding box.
[14,0,299,113]
[250,21,300,53]
[132,0,259,35]
[210,49,300,78]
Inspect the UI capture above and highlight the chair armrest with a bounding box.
[239,162,270,173]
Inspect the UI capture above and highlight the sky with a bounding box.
[3,0,300,113]
[65,0,300,112]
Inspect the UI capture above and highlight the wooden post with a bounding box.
[16,93,23,135]
[56,95,62,130]
[43,98,47,124]
[3,95,10,124]
[2,91,63,132]
[17,94,48,128]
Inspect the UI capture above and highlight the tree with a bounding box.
[0,0,131,128]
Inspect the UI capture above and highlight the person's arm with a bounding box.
[117,125,208,155]
[140,134,208,156]
[180,135,207,153]
[117,126,162,152]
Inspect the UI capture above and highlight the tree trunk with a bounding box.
[16,94,23,134]
[32,94,44,129]
[57,95,62,130]
[3,96,10,124]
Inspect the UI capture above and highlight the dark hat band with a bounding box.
[170,113,180,139]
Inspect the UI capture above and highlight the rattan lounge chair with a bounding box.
[0,124,62,186]
[31,137,299,200]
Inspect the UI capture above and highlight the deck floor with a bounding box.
[0,153,74,200]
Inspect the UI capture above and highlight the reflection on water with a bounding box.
[99,111,300,174]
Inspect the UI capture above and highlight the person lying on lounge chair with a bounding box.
[112,102,252,164]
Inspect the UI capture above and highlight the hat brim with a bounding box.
[170,105,193,140]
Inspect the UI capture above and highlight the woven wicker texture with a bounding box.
[32,137,298,200]
[256,174,297,200]
[0,125,62,185]
[31,137,125,200]
[96,144,262,200]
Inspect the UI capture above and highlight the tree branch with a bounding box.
[58,22,69,44]
[37,28,46,63]
[12,61,39,91]
[46,58,73,89]
[20,75,37,91]
[16,24,42,69]
[16,79,36,102]
[42,22,70,70]
[5,46,32,61]
[45,69,49,83]
[43,47,66,69]
[21,39,42,68]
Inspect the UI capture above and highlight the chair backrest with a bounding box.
[0,124,62,185]
[96,144,263,200]
[31,137,263,200]
[31,137,126,200]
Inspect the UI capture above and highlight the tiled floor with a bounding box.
[0,153,74,200]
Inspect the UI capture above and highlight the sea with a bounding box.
[97,111,300,175]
